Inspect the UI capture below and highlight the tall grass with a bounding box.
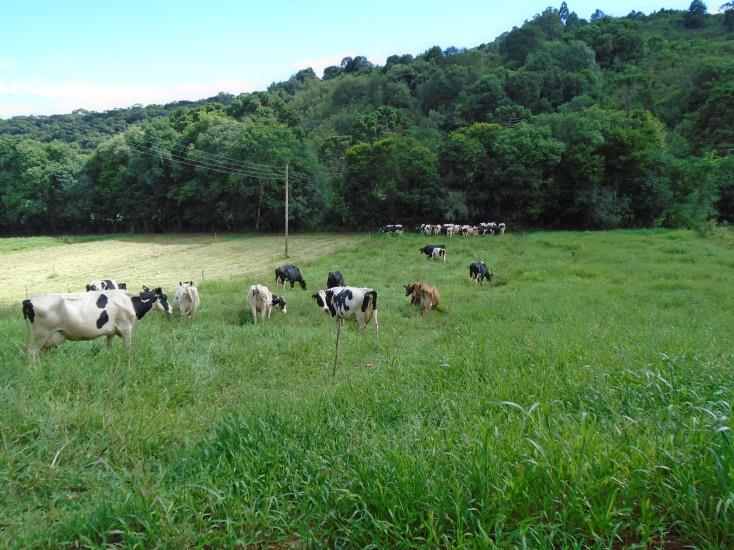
[1,229,732,548]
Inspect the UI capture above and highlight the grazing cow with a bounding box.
[380,224,404,234]
[247,284,286,324]
[420,224,432,235]
[431,247,446,262]
[22,287,171,358]
[86,279,127,291]
[469,261,493,284]
[173,281,200,318]
[275,265,307,290]
[327,271,345,289]
[432,224,442,236]
[312,286,378,333]
[404,282,440,314]
[419,244,445,259]
[498,222,506,235]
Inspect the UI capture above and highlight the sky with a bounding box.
[0,0,701,118]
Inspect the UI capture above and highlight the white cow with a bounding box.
[173,281,200,318]
[312,286,378,333]
[247,284,286,324]
[22,287,171,358]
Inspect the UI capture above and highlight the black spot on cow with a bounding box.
[119,282,127,290]
[325,290,337,317]
[96,310,109,329]
[96,294,108,308]
[22,299,35,323]
[103,280,114,289]
[333,288,353,312]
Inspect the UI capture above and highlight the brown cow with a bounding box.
[403,282,440,315]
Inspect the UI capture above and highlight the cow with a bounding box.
[380,224,404,234]
[86,279,127,291]
[404,282,440,314]
[469,261,493,284]
[419,244,445,259]
[173,281,200,318]
[498,222,506,235]
[432,224,442,236]
[247,284,286,324]
[327,271,345,289]
[431,247,446,262]
[275,265,307,290]
[22,287,171,358]
[312,286,378,333]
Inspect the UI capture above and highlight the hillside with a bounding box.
[0,3,732,234]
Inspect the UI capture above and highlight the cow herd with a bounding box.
[20,231,500,359]
[382,223,507,237]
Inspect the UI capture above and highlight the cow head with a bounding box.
[271,295,287,314]
[142,286,171,313]
[403,284,417,297]
[312,290,331,315]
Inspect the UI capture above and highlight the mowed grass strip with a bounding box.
[1,229,733,548]
[0,233,366,304]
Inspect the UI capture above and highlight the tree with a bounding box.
[684,0,707,28]
[559,1,570,25]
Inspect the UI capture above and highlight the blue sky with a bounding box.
[0,0,699,117]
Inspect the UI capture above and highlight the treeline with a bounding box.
[0,2,733,234]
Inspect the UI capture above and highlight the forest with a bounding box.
[0,1,732,234]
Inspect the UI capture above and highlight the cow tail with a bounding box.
[22,299,35,323]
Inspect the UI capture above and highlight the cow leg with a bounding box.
[251,305,258,325]
[267,305,272,320]
[373,309,379,334]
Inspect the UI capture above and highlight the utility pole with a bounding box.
[284,163,289,258]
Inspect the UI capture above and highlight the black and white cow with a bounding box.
[380,224,404,234]
[431,247,446,262]
[86,279,127,291]
[22,287,171,358]
[327,271,345,289]
[275,265,307,290]
[498,222,506,235]
[419,244,445,259]
[247,284,286,324]
[469,261,493,284]
[312,286,379,333]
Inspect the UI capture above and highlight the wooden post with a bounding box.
[332,320,342,377]
[285,163,289,258]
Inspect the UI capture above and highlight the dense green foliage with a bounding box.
[1,230,733,546]
[1,4,733,233]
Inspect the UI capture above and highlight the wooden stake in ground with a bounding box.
[332,319,342,377]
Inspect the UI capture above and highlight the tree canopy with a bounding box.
[0,4,732,233]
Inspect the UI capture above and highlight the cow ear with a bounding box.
[143,285,150,292]
[179,281,182,286]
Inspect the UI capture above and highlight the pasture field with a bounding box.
[1,229,733,548]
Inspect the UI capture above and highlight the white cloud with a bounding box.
[293,52,388,78]
[0,79,256,118]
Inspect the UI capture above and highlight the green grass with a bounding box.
[1,229,733,548]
